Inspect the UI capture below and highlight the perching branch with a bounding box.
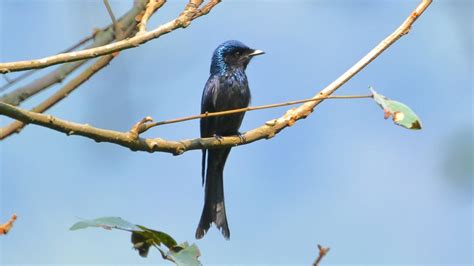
[0,0,431,155]
[313,245,330,266]
[1,94,370,142]
[134,94,373,135]
[0,214,17,235]
[0,0,221,73]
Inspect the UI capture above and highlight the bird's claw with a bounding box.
[213,134,224,143]
[237,132,246,143]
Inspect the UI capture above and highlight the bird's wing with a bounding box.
[200,76,220,184]
[200,76,219,138]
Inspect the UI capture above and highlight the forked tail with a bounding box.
[196,147,231,239]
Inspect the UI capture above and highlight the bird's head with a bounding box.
[210,40,264,75]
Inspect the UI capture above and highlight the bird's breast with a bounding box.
[223,71,249,93]
[215,70,251,110]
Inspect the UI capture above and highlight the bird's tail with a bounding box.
[196,147,231,239]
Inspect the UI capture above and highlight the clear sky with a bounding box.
[0,0,472,265]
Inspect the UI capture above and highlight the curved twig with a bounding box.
[0,0,221,73]
[0,0,432,155]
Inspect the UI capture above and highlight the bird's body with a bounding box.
[196,40,264,239]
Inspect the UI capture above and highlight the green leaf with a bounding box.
[131,225,178,257]
[70,217,201,265]
[69,217,140,231]
[370,87,422,130]
[168,242,202,266]
[136,225,177,249]
[130,230,152,258]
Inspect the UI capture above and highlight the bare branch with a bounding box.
[138,0,166,33]
[1,61,88,106]
[0,0,432,156]
[0,0,220,73]
[313,245,330,266]
[0,0,147,105]
[0,55,116,139]
[135,94,373,135]
[1,94,372,140]
[0,214,17,235]
[0,1,153,139]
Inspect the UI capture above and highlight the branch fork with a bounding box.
[312,244,330,266]
[130,116,154,137]
[138,0,166,33]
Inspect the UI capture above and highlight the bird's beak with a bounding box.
[248,49,265,57]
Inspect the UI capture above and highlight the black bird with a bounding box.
[196,40,264,239]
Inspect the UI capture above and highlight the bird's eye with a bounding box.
[235,51,241,56]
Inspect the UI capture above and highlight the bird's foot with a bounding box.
[213,134,224,143]
[237,132,247,143]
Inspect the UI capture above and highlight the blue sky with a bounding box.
[0,0,472,265]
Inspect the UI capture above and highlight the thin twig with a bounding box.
[103,0,124,39]
[313,245,330,266]
[103,0,119,27]
[0,55,116,139]
[0,0,147,105]
[0,1,432,156]
[0,0,220,73]
[136,94,373,134]
[192,0,221,19]
[0,33,94,93]
[0,214,17,235]
[1,61,87,106]
[1,71,35,93]
[138,0,166,33]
